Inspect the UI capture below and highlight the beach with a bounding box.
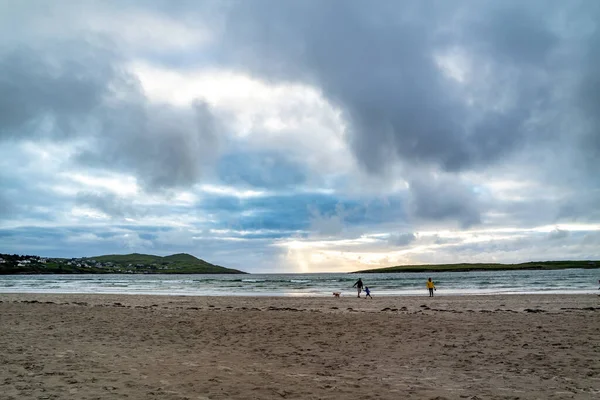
[1,293,599,399]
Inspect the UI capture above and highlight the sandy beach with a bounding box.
[1,293,599,400]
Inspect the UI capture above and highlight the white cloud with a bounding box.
[274,223,600,272]
[198,184,268,199]
[130,62,356,177]
[64,173,139,196]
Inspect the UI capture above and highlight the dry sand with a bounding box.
[1,293,599,400]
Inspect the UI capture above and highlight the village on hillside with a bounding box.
[0,253,243,274]
[0,254,179,274]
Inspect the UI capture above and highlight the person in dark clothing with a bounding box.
[353,278,364,298]
[364,286,373,299]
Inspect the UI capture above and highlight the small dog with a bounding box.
[332,292,341,297]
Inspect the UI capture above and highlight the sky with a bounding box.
[1,0,599,273]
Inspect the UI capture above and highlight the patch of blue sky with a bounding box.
[217,151,307,189]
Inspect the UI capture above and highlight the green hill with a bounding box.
[354,260,600,274]
[0,253,245,274]
[163,253,203,263]
[92,253,160,265]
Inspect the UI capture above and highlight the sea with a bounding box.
[0,269,598,297]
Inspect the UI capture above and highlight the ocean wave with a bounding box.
[1,269,598,296]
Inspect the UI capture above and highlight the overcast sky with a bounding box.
[1,0,599,272]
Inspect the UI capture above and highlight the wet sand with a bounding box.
[1,293,599,399]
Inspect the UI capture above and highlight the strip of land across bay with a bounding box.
[2,252,599,274]
[355,260,600,273]
[0,253,245,274]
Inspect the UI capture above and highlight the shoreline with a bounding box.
[1,289,599,297]
[1,292,599,312]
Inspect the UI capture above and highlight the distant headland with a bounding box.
[354,260,599,274]
[0,253,246,274]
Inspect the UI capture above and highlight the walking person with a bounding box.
[426,277,436,297]
[353,278,364,298]
[364,286,373,299]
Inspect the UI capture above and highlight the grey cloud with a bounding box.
[557,189,600,223]
[388,232,416,246]
[79,100,221,190]
[75,191,144,218]
[218,0,570,173]
[578,28,600,172]
[0,43,221,191]
[0,193,13,218]
[581,231,600,246]
[214,0,600,229]
[469,4,558,65]
[0,46,111,139]
[408,175,481,228]
[432,235,462,245]
[205,0,600,229]
[484,187,600,229]
[548,228,569,241]
[0,169,74,223]
[416,228,600,265]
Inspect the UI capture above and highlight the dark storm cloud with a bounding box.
[199,0,600,228]
[578,28,600,172]
[469,4,558,66]
[0,43,221,191]
[78,99,221,190]
[409,176,481,228]
[219,0,567,173]
[0,46,110,139]
[207,0,600,227]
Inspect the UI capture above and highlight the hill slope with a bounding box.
[0,253,245,274]
[354,260,599,274]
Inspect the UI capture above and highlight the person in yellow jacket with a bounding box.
[426,278,436,297]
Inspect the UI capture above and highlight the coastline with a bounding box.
[1,292,599,312]
[1,293,599,399]
[355,262,600,274]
